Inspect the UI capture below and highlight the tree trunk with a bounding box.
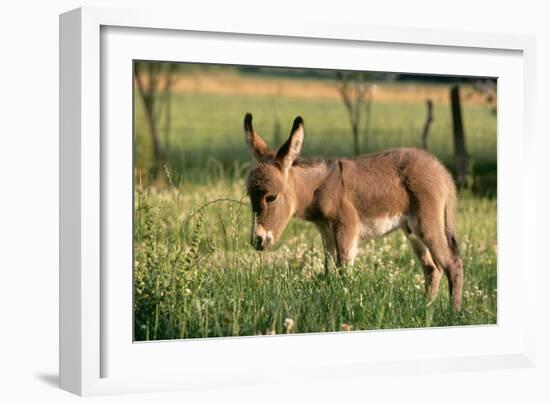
[363,90,373,152]
[352,122,360,156]
[422,99,433,150]
[162,64,176,152]
[134,63,166,162]
[144,97,165,162]
[450,85,468,186]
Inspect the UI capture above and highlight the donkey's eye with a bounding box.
[266,194,278,203]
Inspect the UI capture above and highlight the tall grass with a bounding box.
[134,175,497,341]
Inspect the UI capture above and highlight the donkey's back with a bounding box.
[343,147,457,224]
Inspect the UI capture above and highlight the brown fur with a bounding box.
[244,113,463,311]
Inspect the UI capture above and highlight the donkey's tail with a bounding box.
[444,192,460,256]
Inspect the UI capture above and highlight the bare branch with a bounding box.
[336,72,373,155]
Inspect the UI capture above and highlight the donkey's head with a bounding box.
[244,113,304,251]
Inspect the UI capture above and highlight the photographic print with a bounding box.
[133,61,497,341]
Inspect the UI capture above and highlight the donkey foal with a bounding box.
[244,113,463,311]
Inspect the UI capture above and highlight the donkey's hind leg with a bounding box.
[445,255,463,311]
[405,230,443,304]
[415,206,463,311]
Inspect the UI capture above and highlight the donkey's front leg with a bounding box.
[333,201,360,267]
[315,221,337,271]
[335,228,359,267]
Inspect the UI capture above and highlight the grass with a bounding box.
[133,78,497,341]
[133,176,497,341]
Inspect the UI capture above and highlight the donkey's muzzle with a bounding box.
[253,235,265,251]
[251,228,273,251]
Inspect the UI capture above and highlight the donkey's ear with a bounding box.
[244,113,273,161]
[276,116,304,170]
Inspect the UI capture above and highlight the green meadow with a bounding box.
[133,80,497,341]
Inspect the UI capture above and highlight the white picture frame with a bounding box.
[59,6,537,396]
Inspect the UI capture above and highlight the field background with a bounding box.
[133,64,497,341]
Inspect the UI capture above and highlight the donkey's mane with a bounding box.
[292,156,335,167]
